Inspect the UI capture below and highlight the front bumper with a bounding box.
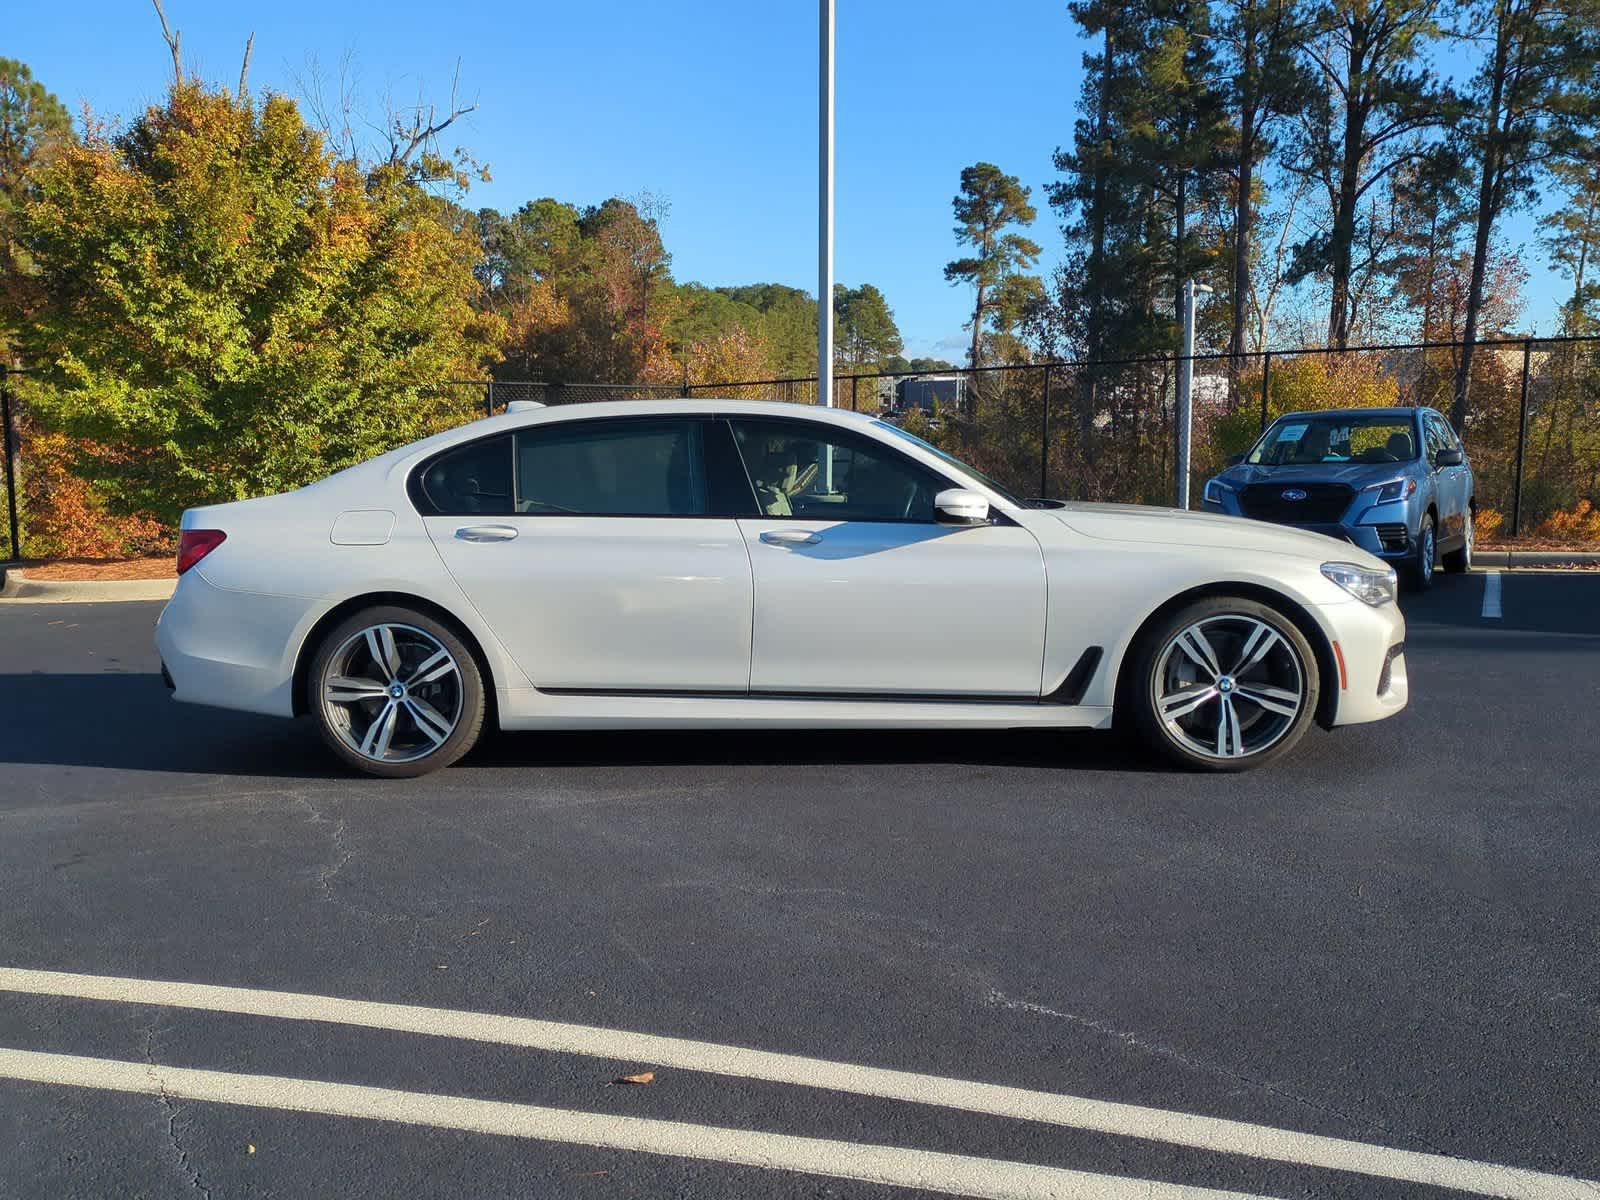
[1202,494,1417,560]
[1317,597,1408,727]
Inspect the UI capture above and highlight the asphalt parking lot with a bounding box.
[1,571,1597,1199]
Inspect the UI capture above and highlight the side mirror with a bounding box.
[1226,452,1245,466]
[934,488,991,525]
[1435,447,1464,467]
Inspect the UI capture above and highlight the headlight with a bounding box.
[1368,477,1418,503]
[1203,478,1234,505]
[1321,561,1398,607]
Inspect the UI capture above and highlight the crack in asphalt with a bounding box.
[141,1022,211,1200]
[984,986,1461,1160]
[289,791,357,899]
[288,791,450,965]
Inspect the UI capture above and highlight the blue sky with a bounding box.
[9,1,1567,359]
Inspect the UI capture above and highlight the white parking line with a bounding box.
[1483,570,1504,618]
[0,1047,1266,1200]
[1,967,1594,1199]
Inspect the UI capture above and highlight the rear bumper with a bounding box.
[154,571,308,717]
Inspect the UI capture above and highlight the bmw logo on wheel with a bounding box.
[1281,487,1308,501]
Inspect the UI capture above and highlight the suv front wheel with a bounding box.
[1405,513,1437,591]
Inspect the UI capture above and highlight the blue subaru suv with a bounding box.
[1201,406,1474,590]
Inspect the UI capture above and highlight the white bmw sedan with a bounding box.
[155,400,1407,777]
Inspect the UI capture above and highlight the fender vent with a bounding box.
[1046,646,1104,705]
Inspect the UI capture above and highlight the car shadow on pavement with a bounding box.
[0,671,1171,776]
[467,726,1169,774]
[0,672,335,778]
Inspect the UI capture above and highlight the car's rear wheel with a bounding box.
[308,606,485,778]
[1405,513,1437,591]
[1128,597,1319,772]
[1443,507,1473,572]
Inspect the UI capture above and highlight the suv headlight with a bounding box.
[1203,478,1234,505]
[1368,477,1418,503]
[1321,561,1398,606]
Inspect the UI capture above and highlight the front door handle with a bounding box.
[760,530,822,546]
[455,524,519,543]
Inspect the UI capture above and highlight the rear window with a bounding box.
[415,435,514,515]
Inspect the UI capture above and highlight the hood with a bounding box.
[1047,502,1388,569]
[1215,460,1414,489]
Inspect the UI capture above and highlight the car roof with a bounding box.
[1274,406,1425,421]
[366,398,882,474]
[490,397,883,429]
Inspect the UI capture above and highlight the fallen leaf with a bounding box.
[614,1071,655,1086]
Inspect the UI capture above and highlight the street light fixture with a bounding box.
[1175,278,1214,509]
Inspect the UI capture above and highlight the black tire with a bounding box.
[1442,506,1473,573]
[1126,596,1320,772]
[1404,513,1437,591]
[307,605,486,778]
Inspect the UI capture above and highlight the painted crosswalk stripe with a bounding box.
[1,966,1594,1200]
[0,1047,1266,1200]
[1483,570,1504,618]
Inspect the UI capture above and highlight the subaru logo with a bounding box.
[1281,488,1308,501]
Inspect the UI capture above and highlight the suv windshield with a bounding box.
[1248,413,1419,466]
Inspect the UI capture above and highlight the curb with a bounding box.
[0,568,176,604]
[1476,550,1600,568]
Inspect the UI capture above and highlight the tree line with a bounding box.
[1026,0,1600,433]
[0,39,938,548]
[4,0,1600,551]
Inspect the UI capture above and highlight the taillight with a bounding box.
[176,529,227,575]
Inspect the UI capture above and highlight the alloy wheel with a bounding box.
[1152,614,1306,761]
[319,623,464,764]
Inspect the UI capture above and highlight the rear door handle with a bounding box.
[760,530,822,546]
[455,524,519,543]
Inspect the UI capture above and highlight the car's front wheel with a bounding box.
[1128,597,1320,772]
[1405,513,1437,591]
[308,606,486,778]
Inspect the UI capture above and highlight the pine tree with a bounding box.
[1287,0,1448,348]
[1449,0,1600,424]
[943,163,1041,370]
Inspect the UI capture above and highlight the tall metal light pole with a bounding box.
[1175,278,1213,508]
[818,0,835,407]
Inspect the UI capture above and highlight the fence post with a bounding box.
[1260,351,1272,432]
[1039,364,1051,499]
[485,380,495,419]
[1511,338,1532,537]
[851,376,858,412]
[1,365,20,562]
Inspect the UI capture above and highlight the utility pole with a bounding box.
[818,0,834,408]
[1175,278,1213,509]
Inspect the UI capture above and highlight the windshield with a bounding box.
[873,420,1030,506]
[1247,413,1419,466]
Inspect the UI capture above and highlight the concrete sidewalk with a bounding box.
[0,567,176,604]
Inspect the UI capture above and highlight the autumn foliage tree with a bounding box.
[13,82,501,524]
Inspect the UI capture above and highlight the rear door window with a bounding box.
[514,419,708,516]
